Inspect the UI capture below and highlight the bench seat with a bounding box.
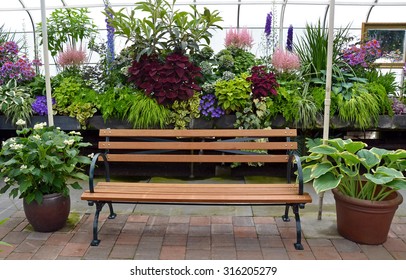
[82,182,312,203]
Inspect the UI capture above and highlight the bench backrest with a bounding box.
[98,129,298,164]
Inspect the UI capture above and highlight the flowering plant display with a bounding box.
[224,28,253,50]
[271,48,301,73]
[0,41,41,85]
[0,120,92,204]
[31,96,55,116]
[199,93,225,119]
[342,39,382,68]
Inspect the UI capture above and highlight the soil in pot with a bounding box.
[333,188,403,245]
[23,193,71,232]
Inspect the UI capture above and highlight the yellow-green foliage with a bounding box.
[167,93,201,129]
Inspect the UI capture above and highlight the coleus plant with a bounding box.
[246,65,279,99]
[128,53,202,104]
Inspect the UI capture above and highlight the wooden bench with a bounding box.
[81,128,312,250]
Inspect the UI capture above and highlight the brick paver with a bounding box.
[1,211,406,260]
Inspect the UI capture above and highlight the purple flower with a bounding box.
[403,62,406,75]
[0,41,40,85]
[104,0,115,65]
[342,39,382,69]
[264,12,272,37]
[286,25,293,52]
[199,94,225,119]
[32,96,55,116]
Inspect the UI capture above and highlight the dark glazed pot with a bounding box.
[23,193,70,232]
[333,188,403,245]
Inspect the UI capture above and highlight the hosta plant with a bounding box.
[302,138,406,201]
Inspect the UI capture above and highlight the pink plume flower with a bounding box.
[225,28,254,50]
[271,48,300,72]
[57,47,87,67]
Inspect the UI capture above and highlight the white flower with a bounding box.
[69,131,81,136]
[57,127,61,130]
[4,177,10,183]
[33,122,47,130]
[16,119,26,126]
[20,165,27,170]
[64,139,75,146]
[10,143,24,150]
[1,167,6,173]
[33,135,41,140]
[88,153,95,159]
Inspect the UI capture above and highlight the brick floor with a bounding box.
[1,211,406,260]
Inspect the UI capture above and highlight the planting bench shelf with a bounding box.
[80,128,313,250]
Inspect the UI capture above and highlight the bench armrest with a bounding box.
[89,152,110,193]
[288,151,304,195]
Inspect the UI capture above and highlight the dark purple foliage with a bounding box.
[246,66,279,98]
[128,53,202,104]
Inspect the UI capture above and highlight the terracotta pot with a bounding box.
[23,193,70,232]
[332,188,403,245]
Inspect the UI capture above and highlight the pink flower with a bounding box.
[225,28,254,50]
[57,47,87,67]
[271,48,300,72]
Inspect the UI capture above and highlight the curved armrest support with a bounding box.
[288,151,304,195]
[89,152,110,193]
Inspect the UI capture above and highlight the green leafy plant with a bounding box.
[214,73,251,114]
[295,20,351,80]
[105,0,222,59]
[98,86,138,121]
[365,81,393,116]
[37,8,98,56]
[234,97,272,129]
[167,93,201,129]
[302,138,406,201]
[0,80,34,124]
[0,120,92,204]
[277,81,321,129]
[335,82,380,129]
[124,92,171,129]
[53,76,99,128]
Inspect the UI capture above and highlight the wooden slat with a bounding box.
[92,183,299,195]
[96,182,296,189]
[98,141,297,150]
[104,154,290,163]
[100,129,297,138]
[81,191,312,204]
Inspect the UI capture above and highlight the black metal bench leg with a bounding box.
[282,204,290,222]
[90,202,105,246]
[107,202,117,219]
[292,204,304,250]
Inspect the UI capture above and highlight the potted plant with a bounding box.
[0,120,91,232]
[302,138,406,244]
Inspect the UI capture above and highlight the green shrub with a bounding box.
[214,73,251,114]
[53,76,99,128]
[124,92,170,129]
[0,80,34,124]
